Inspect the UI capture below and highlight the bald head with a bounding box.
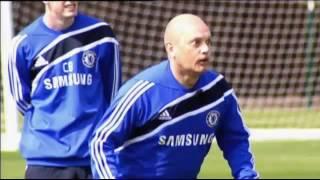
[163,14,212,88]
[164,14,209,47]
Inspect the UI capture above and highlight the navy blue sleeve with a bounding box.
[98,26,122,105]
[90,80,154,179]
[7,34,32,114]
[215,91,259,179]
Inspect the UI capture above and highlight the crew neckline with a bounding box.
[165,61,203,93]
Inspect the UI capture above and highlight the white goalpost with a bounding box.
[1,1,20,151]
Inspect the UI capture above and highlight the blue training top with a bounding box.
[8,13,121,167]
[91,60,258,178]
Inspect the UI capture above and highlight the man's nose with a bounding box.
[200,42,209,54]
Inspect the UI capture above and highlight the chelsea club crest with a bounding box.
[82,50,96,68]
[206,110,220,128]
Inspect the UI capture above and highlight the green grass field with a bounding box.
[244,109,320,128]
[1,140,320,179]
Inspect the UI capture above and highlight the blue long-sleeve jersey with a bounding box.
[8,13,121,167]
[91,60,258,179]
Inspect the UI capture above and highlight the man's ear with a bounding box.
[165,42,175,60]
[165,42,172,52]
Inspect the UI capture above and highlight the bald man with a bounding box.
[90,14,259,179]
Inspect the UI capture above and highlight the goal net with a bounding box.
[1,1,320,150]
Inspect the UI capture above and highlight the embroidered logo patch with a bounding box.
[206,110,220,128]
[34,56,48,67]
[82,50,96,68]
[158,110,172,120]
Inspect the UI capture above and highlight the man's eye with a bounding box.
[193,40,200,46]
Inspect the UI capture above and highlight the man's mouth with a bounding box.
[65,4,76,10]
[198,58,209,65]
